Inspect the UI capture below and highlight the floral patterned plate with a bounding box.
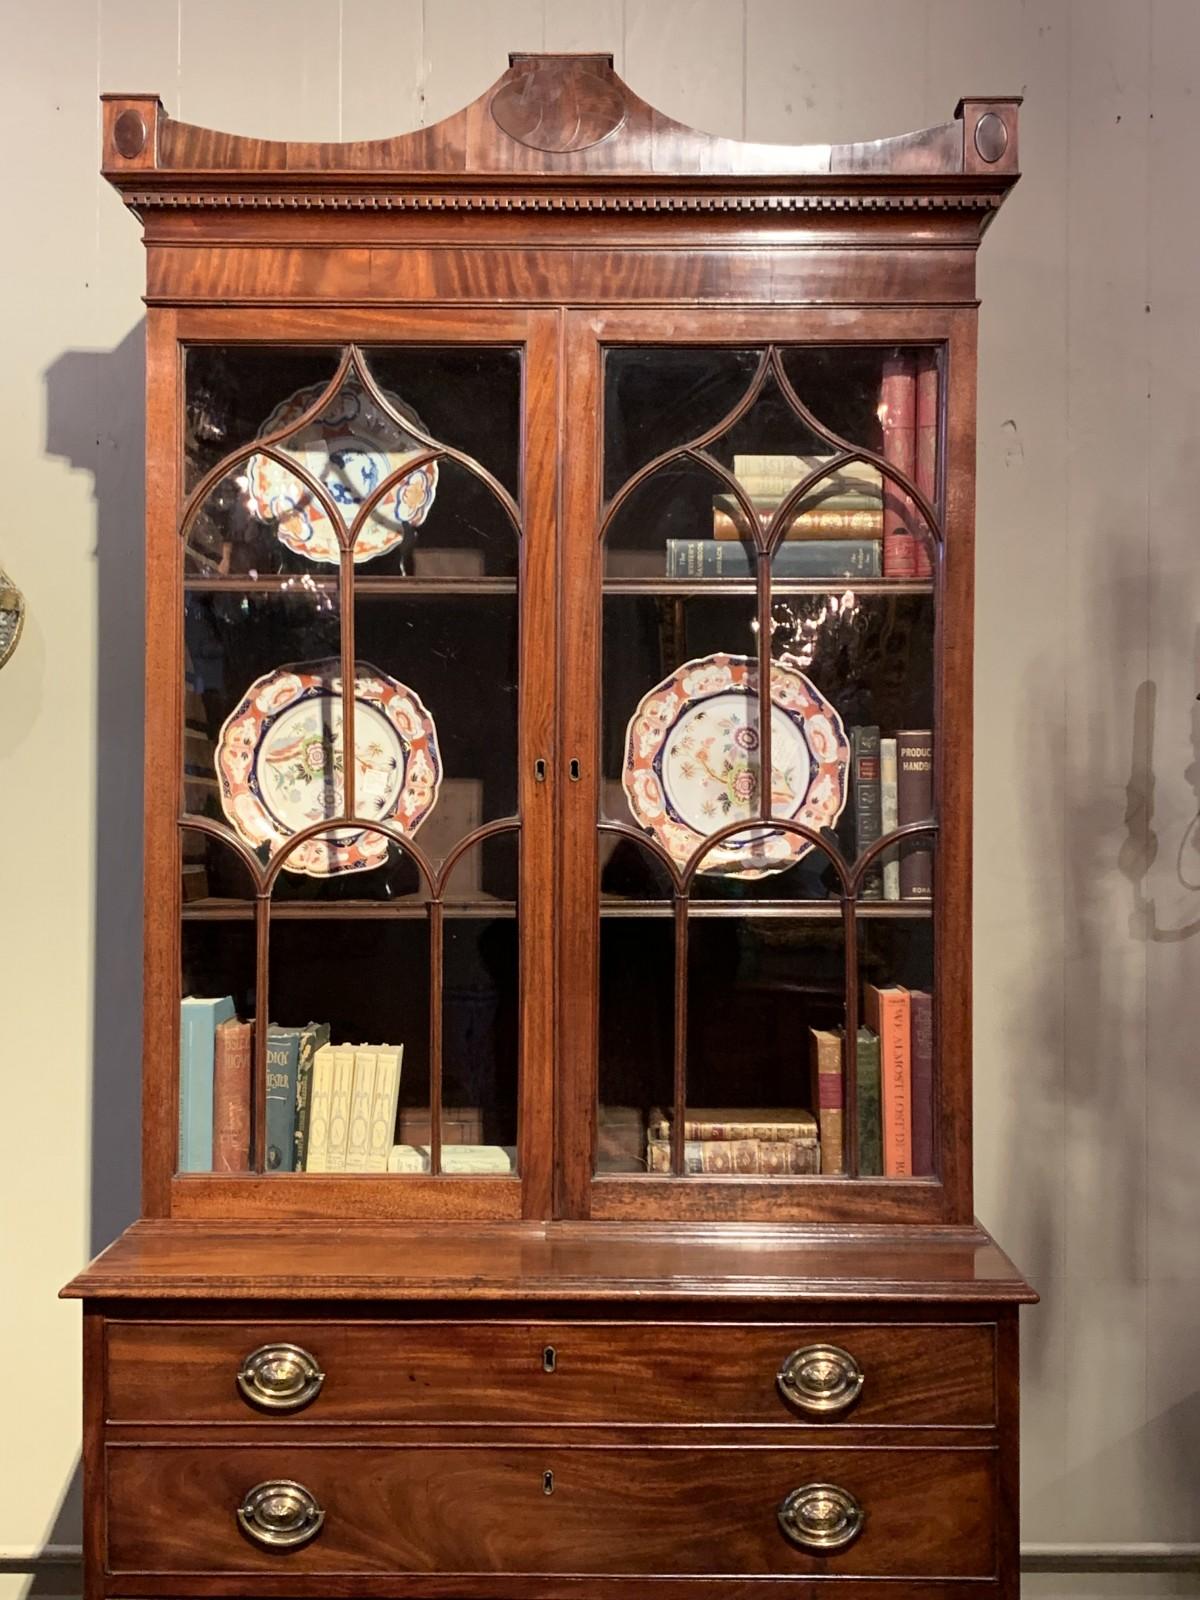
[622,652,849,879]
[242,378,438,566]
[217,659,441,877]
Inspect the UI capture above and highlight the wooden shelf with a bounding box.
[183,895,517,920]
[599,898,931,919]
[184,574,517,596]
[603,577,934,597]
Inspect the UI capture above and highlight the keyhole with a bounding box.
[542,1345,556,1373]
[534,758,546,782]
[543,1470,555,1495]
[569,759,581,781]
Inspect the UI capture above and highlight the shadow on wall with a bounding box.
[27,323,147,1596]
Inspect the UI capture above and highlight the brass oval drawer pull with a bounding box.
[778,1482,865,1553]
[237,1480,324,1551]
[777,1343,864,1416]
[236,1343,325,1412]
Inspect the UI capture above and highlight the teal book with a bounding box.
[665,537,882,579]
[179,995,235,1172]
[265,1026,302,1172]
[856,1026,884,1177]
[292,1021,332,1172]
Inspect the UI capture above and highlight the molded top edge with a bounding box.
[100,53,1021,197]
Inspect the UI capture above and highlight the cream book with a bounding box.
[387,1143,514,1175]
[325,1044,356,1171]
[303,1043,336,1172]
[366,1045,404,1172]
[344,1046,378,1173]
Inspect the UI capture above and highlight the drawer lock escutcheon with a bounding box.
[236,1342,325,1413]
[778,1482,865,1553]
[777,1343,864,1417]
[237,1480,325,1551]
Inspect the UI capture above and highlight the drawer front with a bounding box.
[106,1319,995,1426]
[106,1443,996,1578]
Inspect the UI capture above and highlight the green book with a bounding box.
[856,1026,883,1177]
[292,1022,332,1173]
[265,1026,301,1172]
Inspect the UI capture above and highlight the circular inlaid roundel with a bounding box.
[491,59,626,154]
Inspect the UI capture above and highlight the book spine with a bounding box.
[264,1028,300,1172]
[896,729,934,899]
[879,736,900,902]
[914,353,938,579]
[304,1044,335,1172]
[880,353,918,578]
[809,1030,845,1176]
[212,1018,252,1173]
[909,990,934,1177]
[344,1047,378,1173]
[646,1139,820,1175]
[851,725,883,900]
[325,1046,356,1171]
[713,507,884,540]
[646,1118,817,1142]
[732,454,880,486]
[179,998,234,1172]
[856,1027,883,1177]
[366,1045,403,1172]
[666,539,880,579]
[866,986,912,1177]
[292,1022,330,1172]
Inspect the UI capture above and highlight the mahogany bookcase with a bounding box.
[65,53,1035,1600]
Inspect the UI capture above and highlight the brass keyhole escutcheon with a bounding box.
[542,1344,556,1372]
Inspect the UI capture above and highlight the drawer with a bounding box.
[106,1442,996,1578]
[106,1319,995,1426]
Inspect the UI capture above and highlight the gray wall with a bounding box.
[1,3,1197,1596]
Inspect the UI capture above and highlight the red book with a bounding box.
[880,354,917,578]
[913,354,938,578]
[212,1017,252,1172]
[864,984,911,1176]
[909,990,934,1176]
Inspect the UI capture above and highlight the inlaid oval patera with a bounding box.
[491,59,626,153]
[974,110,1009,163]
[113,107,147,159]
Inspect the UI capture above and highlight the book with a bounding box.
[896,729,934,899]
[712,504,884,540]
[855,1026,884,1177]
[646,1139,820,1175]
[264,1026,301,1172]
[864,984,911,1177]
[914,353,938,579]
[292,1022,330,1172]
[366,1045,404,1172]
[808,1029,845,1175]
[398,1106,483,1145]
[387,1143,515,1175]
[647,1108,817,1143]
[879,736,900,901]
[732,453,881,493]
[909,990,934,1177]
[851,725,883,900]
[344,1046,378,1172]
[880,353,917,578]
[179,996,235,1171]
[666,538,881,579]
[304,1043,336,1172]
[325,1044,357,1171]
[597,1105,645,1172]
[212,1017,252,1173]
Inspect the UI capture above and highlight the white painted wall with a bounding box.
[1,4,1196,1596]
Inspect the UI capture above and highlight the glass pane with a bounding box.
[180,830,256,1175]
[364,345,523,502]
[857,887,935,1179]
[605,459,757,581]
[185,346,340,493]
[267,849,431,1176]
[598,906,674,1176]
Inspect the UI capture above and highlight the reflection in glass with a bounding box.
[598,908,674,1175]
[441,912,518,1170]
[185,347,340,492]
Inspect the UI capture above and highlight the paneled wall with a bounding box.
[1,4,1196,1596]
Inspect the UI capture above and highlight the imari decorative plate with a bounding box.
[216,659,441,877]
[622,652,849,879]
[242,378,438,566]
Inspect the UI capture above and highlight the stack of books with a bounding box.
[808,985,933,1179]
[645,1107,819,1174]
[849,726,933,900]
[666,453,884,579]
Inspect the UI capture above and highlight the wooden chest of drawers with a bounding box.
[68,1220,1032,1600]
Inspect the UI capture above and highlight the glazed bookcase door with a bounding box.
[155,308,556,1220]
[559,309,973,1225]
